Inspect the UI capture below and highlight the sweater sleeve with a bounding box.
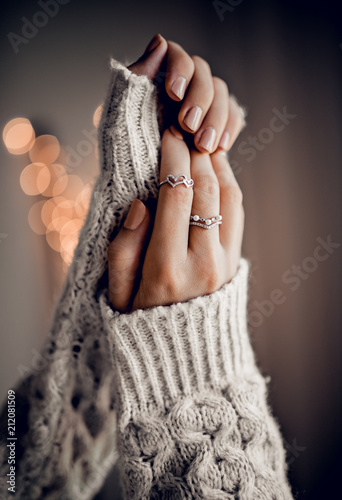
[99,259,294,500]
[0,59,161,500]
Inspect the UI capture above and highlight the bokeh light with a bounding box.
[75,182,93,219]
[93,104,103,128]
[29,134,60,165]
[28,201,47,235]
[20,163,51,196]
[42,163,68,197]
[60,174,84,200]
[3,118,35,155]
[45,229,61,252]
[41,196,65,228]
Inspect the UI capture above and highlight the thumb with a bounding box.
[128,33,168,81]
[108,199,150,312]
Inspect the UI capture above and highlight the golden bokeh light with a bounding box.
[60,219,84,241]
[3,118,35,155]
[42,163,68,197]
[20,162,51,196]
[29,134,60,165]
[48,215,71,233]
[60,174,84,200]
[93,104,103,128]
[46,230,61,252]
[28,201,47,235]
[52,199,79,222]
[41,196,65,227]
[75,182,93,219]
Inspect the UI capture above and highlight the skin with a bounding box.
[108,34,245,312]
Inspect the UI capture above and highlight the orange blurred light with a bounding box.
[20,162,51,196]
[93,104,103,128]
[75,182,93,219]
[42,163,68,197]
[45,230,61,252]
[60,174,84,200]
[28,201,47,235]
[52,199,79,222]
[41,196,65,227]
[3,117,35,155]
[29,134,60,165]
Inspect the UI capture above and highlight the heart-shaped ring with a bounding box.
[159,174,194,189]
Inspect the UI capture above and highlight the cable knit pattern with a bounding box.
[0,59,160,500]
[0,58,293,499]
[100,260,293,499]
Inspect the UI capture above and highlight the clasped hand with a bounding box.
[108,34,245,312]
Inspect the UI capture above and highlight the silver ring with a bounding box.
[190,215,222,229]
[159,174,194,189]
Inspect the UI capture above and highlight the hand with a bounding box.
[128,34,246,153]
[108,127,244,311]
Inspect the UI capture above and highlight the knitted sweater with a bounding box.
[0,59,293,500]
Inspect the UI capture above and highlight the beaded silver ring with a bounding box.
[190,215,222,229]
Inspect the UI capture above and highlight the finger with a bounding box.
[210,152,244,263]
[128,33,168,81]
[178,56,215,133]
[218,95,247,151]
[165,41,195,101]
[108,199,151,312]
[189,150,220,254]
[194,77,229,154]
[150,127,192,261]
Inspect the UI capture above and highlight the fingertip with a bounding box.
[169,125,184,140]
[145,33,165,53]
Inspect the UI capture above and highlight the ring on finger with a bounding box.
[190,214,222,229]
[159,173,194,189]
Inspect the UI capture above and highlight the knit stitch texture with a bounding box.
[0,59,293,500]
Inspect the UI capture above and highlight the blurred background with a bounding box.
[0,0,341,498]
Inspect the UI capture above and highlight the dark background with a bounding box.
[0,0,341,498]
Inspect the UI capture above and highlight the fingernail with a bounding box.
[169,125,184,140]
[218,130,230,150]
[124,199,146,230]
[183,105,202,132]
[145,34,162,53]
[199,127,216,152]
[170,76,187,100]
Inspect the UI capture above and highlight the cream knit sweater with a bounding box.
[0,59,294,500]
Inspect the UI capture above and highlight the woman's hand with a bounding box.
[128,34,246,153]
[108,127,244,311]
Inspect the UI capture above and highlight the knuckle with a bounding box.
[215,169,233,191]
[225,183,243,205]
[200,257,222,293]
[212,76,229,96]
[108,240,133,265]
[164,184,193,208]
[196,174,220,199]
[191,55,210,72]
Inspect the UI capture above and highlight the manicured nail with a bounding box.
[145,34,162,53]
[219,130,230,150]
[170,76,187,100]
[199,127,216,152]
[124,199,146,230]
[169,125,184,140]
[183,105,202,132]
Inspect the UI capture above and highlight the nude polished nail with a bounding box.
[170,76,187,100]
[124,199,146,230]
[183,106,202,132]
[199,127,216,152]
[219,130,230,150]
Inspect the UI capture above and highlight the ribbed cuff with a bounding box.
[100,259,260,421]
